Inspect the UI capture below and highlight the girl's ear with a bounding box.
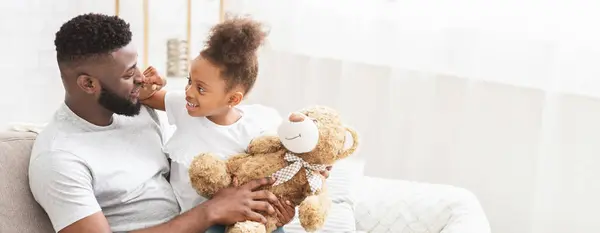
[228,91,244,107]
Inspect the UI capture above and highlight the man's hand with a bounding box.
[274,199,296,227]
[272,165,331,228]
[203,177,278,226]
[139,66,167,100]
[319,166,332,178]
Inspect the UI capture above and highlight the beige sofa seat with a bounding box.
[0,131,53,233]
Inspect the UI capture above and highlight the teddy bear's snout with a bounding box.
[289,112,306,123]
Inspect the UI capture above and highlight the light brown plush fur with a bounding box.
[189,105,359,233]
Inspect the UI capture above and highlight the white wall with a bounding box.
[0,0,112,129]
[0,0,218,129]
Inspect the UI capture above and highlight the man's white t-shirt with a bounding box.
[163,91,282,213]
[28,103,180,232]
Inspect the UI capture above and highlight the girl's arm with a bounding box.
[140,89,167,111]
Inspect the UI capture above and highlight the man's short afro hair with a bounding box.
[55,13,132,63]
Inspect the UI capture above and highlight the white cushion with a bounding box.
[283,157,365,232]
[354,177,491,233]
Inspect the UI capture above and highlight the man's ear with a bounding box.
[76,75,100,94]
[228,91,244,107]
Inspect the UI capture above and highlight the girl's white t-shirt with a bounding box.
[163,90,282,212]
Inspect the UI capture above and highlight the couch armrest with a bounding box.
[0,130,54,233]
[354,176,491,233]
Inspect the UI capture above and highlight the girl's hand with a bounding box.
[139,66,167,100]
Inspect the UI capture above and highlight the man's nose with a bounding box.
[289,113,305,122]
[134,70,144,85]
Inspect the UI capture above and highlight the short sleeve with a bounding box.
[244,105,282,135]
[28,151,102,232]
[164,90,187,126]
[261,106,283,132]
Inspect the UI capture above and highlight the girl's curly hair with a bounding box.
[201,16,267,93]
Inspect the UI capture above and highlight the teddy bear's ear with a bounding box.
[338,126,359,159]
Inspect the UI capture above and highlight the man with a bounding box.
[28,13,287,233]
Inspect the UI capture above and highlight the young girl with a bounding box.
[139,17,293,232]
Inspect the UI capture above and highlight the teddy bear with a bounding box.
[188,105,359,233]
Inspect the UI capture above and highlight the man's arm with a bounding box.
[58,178,278,233]
[58,206,212,233]
[29,151,103,232]
[29,151,279,233]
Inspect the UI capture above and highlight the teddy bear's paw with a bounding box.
[226,221,266,233]
[264,216,280,233]
[298,196,327,232]
[189,153,232,198]
[247,135,282,154]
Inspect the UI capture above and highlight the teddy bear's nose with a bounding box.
[289,113,305,122]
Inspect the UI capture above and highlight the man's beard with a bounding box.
[98,86,141,117]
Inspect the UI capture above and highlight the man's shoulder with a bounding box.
[30,149,77,163]
[31,119,67,159]
[140,105,162,125]
[31,109,81,161]
[29,148,87,177]
[31,105,85,157]
[32,105,161,156]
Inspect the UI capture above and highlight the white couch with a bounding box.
[1,128,491,233]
